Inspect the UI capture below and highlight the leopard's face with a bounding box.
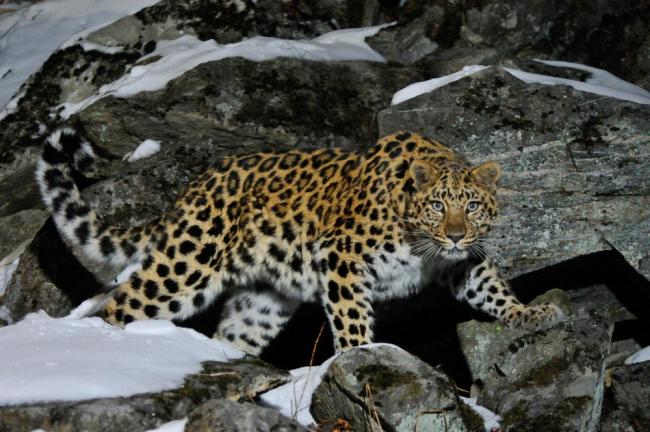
[406,159,500,261]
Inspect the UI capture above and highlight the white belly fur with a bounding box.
[370,243,424,301]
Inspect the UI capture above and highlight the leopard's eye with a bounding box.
[467,201,480,212]
[431,201,445,212]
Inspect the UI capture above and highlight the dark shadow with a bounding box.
[35,219,103,305]
[510,250,650,347]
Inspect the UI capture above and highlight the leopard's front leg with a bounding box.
[456,260,565,331]
[320,251,374,352]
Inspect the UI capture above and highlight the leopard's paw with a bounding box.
[506,303,566,331]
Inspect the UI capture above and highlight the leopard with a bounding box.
[36,128,564,355]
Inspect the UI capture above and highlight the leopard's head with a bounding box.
[406,158,500,261]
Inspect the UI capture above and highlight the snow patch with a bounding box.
[145,419,187,432]
[65,291,115,320]
[126,139,161,162]
[0,0,160,109]
[0,256,19,296]
[80,41,124,54]
[391,65,488,105]
[0,312,244,405]
[259,343,402,427]
[391,62,650,106]
[0,88,25,121]
[0,307,12,324]
[460,396,501,432]
[59,24,392,118]
[625,346,650,365]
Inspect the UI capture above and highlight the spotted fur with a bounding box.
[37,129,564,354]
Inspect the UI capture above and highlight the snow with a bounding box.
[0,256,19,297]
[0,0,160,109]
[625,346,650,365]
[259,343,403,427]
[59,24,392,118]
[0,88,25,121]
[260,355,337,426]
[0,312,244,406]
[145,419,187,432]
[126,139,161,162]
[392,65,489,105]
[0,306,12,324]
[391,62,650,106]
[65,291,115,320]
[460,396,501,432]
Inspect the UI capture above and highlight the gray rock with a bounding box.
[4,242,73,320]
[600,360,650,432]
[186,399,308,432]
[0,209,47,260]
[77,58,421,157]
[367,5,443,65]
[379,67,650,280]
[459,0,650,88]
[311,345,477,432]
[457,289,614,432]
[0,359,290,432]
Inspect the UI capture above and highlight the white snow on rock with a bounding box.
[126,139,161,162]
[0,0,160,109]
[0,312,244,406]
[145,419,187,432]
[59,23,393,118]
[391,61,650,106]
[460,396,501,432]
[259,343,402,427]
[0,88,25,121]
[0,306,12,324]
[391,65,489,105]
[625,346,650,365]
[0,256,19,297]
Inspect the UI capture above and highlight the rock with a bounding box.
[458,0,650,88]
[378,67,650,280]
[457,288,614,432]
[311,345,477,432]
[0,209,47,260]
[186,399,308,432]
[367,5,443,64]
[77,58,421,157]
[600,360,650,432]
[0,359,290,432]
[3,220,99,320]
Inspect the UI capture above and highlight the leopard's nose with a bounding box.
[447,233,464,243]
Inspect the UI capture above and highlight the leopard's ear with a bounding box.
[471,161,501,191]
[410,160,439,190]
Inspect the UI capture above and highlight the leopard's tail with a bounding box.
[36,128,150,283]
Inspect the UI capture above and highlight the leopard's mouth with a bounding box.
[442,246,469,260]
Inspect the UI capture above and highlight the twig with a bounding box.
[364,383,383,432]
[292,322,326,420]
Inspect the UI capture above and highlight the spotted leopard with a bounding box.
[36,129,564,354]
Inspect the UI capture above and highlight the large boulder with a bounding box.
[186,399,308,432]
[0,359,290,432]
[378,66,650,280]
[457,288,617,432]
[311,345,480,432]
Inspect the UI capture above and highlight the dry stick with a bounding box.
[364,383,384,432]
[293,322,327,421]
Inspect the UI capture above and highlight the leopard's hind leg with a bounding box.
[215,289,298,355]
